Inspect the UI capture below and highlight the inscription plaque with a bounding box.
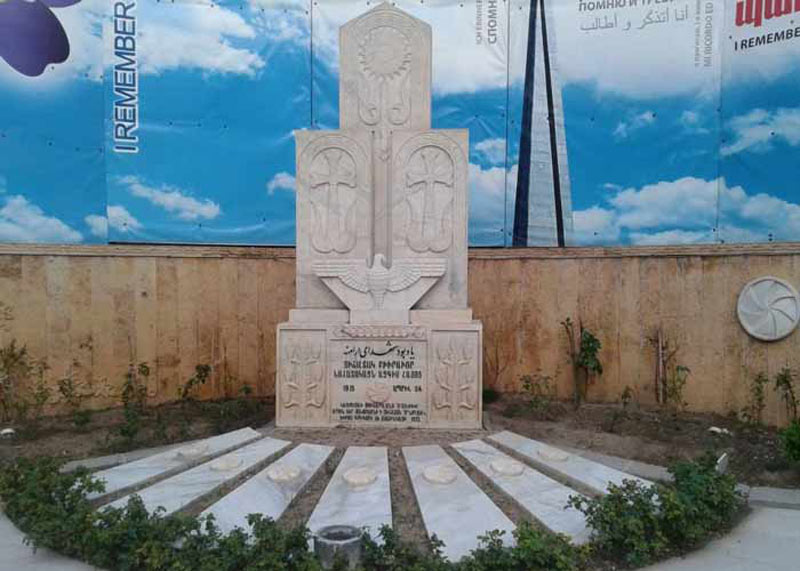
[330,339,427,426]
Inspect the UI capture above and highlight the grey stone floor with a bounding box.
[644,506,800,571]
[0,512,95,571]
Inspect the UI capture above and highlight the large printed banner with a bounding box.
[0,0,797,246]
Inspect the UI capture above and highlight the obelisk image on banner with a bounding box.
[514,0,574,247]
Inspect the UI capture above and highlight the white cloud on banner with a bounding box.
[131,3,264,76]
[722,108,800,156]
[312,0,508,95]
[109,205,142,232]
[469,162,514,239]
[0,195,82,243]
[474,138,507,165]
[549,0,723,98]
[121,176,221,221]
[573,177,800,245]
[84,214,107,238]
[266,172,296,194]
[248,1,309,43]
[86,205,143,238]
[613,111,656,139]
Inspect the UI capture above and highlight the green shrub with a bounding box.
[741,372,769,425]
[774,367,799,421]
[0,457,322,571]
[0,455,742,571]
[568,454,745,566]
[482,387,500,405]
[361,526,449,571]
[780,420,800,463]
[506,523,587,571]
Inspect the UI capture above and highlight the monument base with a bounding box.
[276,313,482,429]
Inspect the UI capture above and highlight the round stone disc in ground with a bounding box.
[422,463,458,484]
[343,466,377,488]
[267,464,302,483]
[209,456,244,472]
[175,442,209,460]
[537,446,570,462]
[490,458,525,477]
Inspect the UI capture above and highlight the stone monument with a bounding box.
[277,2,482,429]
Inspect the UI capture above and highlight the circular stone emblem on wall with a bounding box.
[737,276,800,342]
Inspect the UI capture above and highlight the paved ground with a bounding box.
[645,507,800,571]
[0,512,94,571]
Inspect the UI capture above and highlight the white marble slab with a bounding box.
[488,431,651,496]
[402,444,515,561]
[201,443,334,534]
[107,437,290,515]
[452,439,591,544]
[306,446,391,542]
[90,427,262,500]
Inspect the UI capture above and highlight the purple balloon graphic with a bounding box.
[0,0,82,77]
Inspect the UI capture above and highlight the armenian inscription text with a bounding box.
[330,340,427,425]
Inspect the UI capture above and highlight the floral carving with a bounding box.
[281,339,325,415]
[431,336,477,423]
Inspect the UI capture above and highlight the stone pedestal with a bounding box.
[276,3,482,430]
[276,315,482,429]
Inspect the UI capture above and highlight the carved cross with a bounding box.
[310,149,357,241]
[406,148,453,239]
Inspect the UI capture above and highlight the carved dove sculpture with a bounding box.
[313,254,446,309]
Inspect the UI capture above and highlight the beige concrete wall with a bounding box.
[1,243,799,426]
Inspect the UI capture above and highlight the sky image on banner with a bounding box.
[0,0,797,247]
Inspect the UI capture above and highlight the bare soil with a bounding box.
[0,397,273,467]
[3,395,797,488]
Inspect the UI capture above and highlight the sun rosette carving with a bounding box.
[737,276,800,342]
[393,133,467,253]
[358,26,411,82]
[297,134,370,255]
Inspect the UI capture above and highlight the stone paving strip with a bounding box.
[306,446,392,543]
[489,431,651,496]
[89,427,262,500]
[201,443,334,534]
[403,444,515,562]
[106,437,291,515]
[452,439,591,545]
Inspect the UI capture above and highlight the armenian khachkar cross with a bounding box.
[278,3,481,430]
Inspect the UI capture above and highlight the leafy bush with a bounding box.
[482,387,500,405]
[774,367,798,421]
[0,457,322,571]
[568,454,745,566]
[0,340,49,425]
[0,455,743,571]
[57,376,92,430]
[741,372,770,425]
[561,318,603,407]
[363,524,585,571]
[780,419,800,463]
[179,364,212,401]
[665,365,690,411]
